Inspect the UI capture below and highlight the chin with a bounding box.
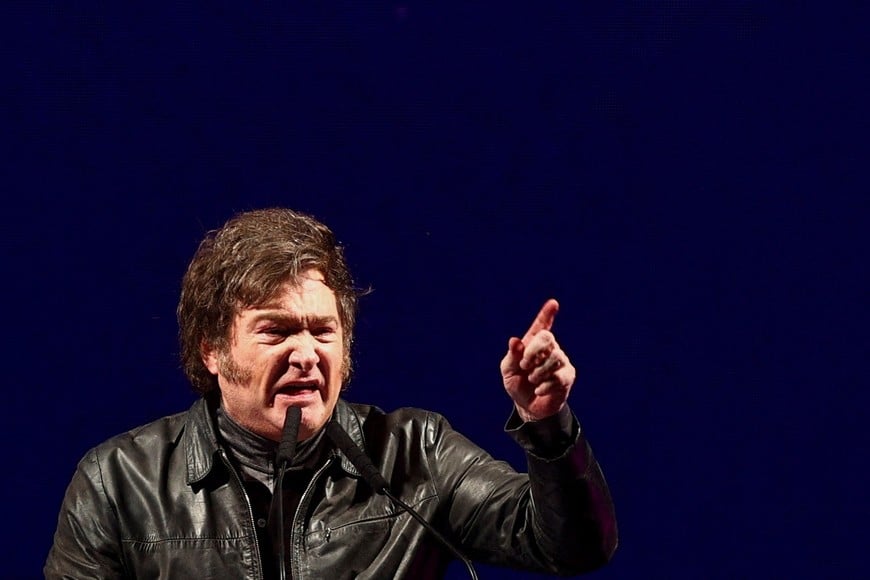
[299,411,325,438]
[299,419,317,439]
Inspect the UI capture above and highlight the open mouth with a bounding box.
[274,383,320,399]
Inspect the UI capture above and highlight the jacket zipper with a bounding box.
[220,449,264,580]
[289,454,337,580]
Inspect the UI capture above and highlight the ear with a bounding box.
[201,340,220,375]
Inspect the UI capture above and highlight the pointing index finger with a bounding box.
[522,299,560,343]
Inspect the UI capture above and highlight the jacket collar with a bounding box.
[331,398,364,478]
[183,396,364,485]
[184,396,222,485]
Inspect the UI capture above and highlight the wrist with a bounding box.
[514,402,566,423]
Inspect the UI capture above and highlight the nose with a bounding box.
[288,335,319,372]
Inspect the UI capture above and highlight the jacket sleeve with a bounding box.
[427,407,618,575]
[44,448,127,579]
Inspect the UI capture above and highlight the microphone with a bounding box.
[325,421,479,580]
[277,406,302,466]
[273,406,301,580]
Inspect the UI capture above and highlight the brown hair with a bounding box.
[177,208,359,394]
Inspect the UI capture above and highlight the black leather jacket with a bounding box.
[46,397,617,579]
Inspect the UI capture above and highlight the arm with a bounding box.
[45,449,127,579]
[507,406,618,571]
[428,407,616,574]
[432,300,617,574]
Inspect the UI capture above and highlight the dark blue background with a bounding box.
[4,2,867,578]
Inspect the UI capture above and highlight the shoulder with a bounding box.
[343,400,446,425]
[341,400,452,446]
[344,401,439,422]
[93,409,188,455]
[77,402,198,479]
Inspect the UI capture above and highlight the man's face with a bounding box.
[203,269,345,442]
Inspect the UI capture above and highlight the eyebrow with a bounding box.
[248,311,339,327]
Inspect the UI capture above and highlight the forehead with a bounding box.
[241,270,338,316]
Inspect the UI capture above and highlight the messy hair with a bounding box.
[177,208,359,394]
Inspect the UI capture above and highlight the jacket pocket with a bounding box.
[123,536,260,579]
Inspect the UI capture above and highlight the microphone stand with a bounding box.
[272,406,301,580]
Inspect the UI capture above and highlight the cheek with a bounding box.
[321,349,344,392]
[219,355,254,385]
[319,343,343,369]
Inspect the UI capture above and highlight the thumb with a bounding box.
[501,337,525,374]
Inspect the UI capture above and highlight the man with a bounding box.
[46,208,617,579]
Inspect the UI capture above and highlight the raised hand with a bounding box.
[500,299,576,422]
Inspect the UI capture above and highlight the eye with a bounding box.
[260,326,288,337]
[313,326,336,338]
